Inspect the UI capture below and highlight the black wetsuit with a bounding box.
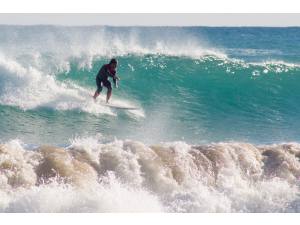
[96,64,117,93]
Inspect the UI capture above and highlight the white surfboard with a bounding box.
[96,100,139,110]
[104,104,139,110]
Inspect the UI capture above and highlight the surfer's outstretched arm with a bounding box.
[112,76,120,88]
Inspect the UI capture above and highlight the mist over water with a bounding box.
[1,26,300,212]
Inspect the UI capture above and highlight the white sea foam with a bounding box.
[0,137,300,212]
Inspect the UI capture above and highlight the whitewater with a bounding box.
[1,26,300,212]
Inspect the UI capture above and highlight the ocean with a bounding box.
[1,25,300,212]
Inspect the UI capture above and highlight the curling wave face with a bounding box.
[0,138,300,212]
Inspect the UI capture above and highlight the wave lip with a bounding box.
[1,138,300,212]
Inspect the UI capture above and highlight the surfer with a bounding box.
[93,58,120,103]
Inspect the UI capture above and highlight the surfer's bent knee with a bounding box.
[96,87,102,94]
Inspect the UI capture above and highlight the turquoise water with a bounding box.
[1,26,300,145]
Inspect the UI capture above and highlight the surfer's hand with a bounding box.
[115,83,119,88]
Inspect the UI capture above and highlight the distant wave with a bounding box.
[0,137,300,212]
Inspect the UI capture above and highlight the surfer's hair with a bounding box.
[109,58,118,65]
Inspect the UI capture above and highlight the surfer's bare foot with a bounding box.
[93,96,97,103]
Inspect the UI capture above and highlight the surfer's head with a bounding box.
[109,58,118,69]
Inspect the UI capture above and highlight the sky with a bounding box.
[0,14,300,26]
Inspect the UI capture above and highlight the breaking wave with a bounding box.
[1,137,300,212]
